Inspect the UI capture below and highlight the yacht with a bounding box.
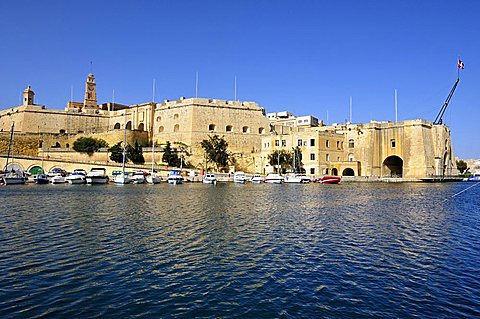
[50,173,66,184]
[131,171,147,184]
[264,173,283,184]
[86,168,109,184]
[203,173,217,184]
[313,175,341,184]
[250,174,264,183]
[114,173,132,184]
[1,170,27,185]
[233,171,247,184]
[66,169,87,184]
[146,173,162,184]
[167,170,184,184]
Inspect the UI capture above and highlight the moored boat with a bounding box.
[203,173,217,184]
[167,170,184,184]
[50,173,66,184]
[313,175,341,184]
[34,174,49,184]
[131,171,147,184]
[251,174,264,183]
[86,168,109,184]
[233,171,247,184]
[283,174,310,184]
[66,169,87,184]
[264,173,283,184]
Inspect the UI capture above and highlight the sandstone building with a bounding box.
[0,73,458,179]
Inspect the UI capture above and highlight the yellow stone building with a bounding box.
[0,73,458,179]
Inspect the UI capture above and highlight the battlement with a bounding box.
[157,97,263,111]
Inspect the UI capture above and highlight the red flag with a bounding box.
[458,59,465,69]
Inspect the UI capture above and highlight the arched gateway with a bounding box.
[383,155,403,177]
[342,168,355,176]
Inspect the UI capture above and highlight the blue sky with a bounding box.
[1,0,479,158]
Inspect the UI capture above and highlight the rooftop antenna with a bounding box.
[234,76,237,101]
[349,96,353,123]
[195,71,199,98]
[395,89,398,122]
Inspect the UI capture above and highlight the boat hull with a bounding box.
[86,177,109,184]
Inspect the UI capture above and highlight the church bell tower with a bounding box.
[83,73,97,108]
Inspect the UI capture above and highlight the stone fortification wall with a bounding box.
[0,132,40,157]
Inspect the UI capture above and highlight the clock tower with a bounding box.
[83,73,97,108]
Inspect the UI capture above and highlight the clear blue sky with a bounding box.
[1,0,479,158]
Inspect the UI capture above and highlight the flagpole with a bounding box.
[395,89,398,123]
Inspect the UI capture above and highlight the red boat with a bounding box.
[313,176,341,184]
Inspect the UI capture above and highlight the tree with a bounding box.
[267,150,292,174]
[127,140,145,164]
[108,142,123,163]
[201,135,230,171]
[292,146,304,172]
[162,141,181,167]
[456,160,468,174]
[73,137,108,156]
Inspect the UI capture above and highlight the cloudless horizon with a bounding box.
[1,0,479,158]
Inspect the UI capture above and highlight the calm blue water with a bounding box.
[1,182,479,318]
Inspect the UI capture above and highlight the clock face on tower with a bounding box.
[88,85,95,91]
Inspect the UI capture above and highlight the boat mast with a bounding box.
[122,114,127,176]
[4,122,14,171]
[151,79,156,174]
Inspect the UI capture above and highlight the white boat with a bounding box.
[203,173,217,184]
[233,171,247,184]
[146,173,162,184]
[283,174,311,184]
[50,173,66,184]
[114,115,132,185]
[66,169,87,184]
[1,122,27,185]
[250,174,263,183]
[167,170,184,184]
[131,171,146,184]
[86,168,109,184]
[264,173,283,184]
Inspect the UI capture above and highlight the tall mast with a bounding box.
[4,122,14,171]
[122,114,127,175]
[151,79,156,174]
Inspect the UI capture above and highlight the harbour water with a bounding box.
[1,182,479,318]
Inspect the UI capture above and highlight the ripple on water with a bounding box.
[0,182,479,318]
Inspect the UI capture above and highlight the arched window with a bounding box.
[59,129,66,134]
[226,125,233,132]
[114,123,121,129]
[348,153,354,162]
[138,123,145,131]
[174,114,179,119]
[348,139,354,148]
[258,127,265,134]
[209,124,216,131]
[158,126,164,133]
[242,126,249,133]
[55,142,61,148]
[66,143,70,148]
[156,116,161,122]
[126,121,132,130]
[174,124,180,132]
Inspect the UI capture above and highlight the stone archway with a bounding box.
[383,155,403,177]
[126,121,132,130]
[114,123,121,129]
[331,168,338,176]
[138,123,144,131]
[28,165,44,175]
[342,168,355,176]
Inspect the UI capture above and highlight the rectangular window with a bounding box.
[282,140,287,147]
[275,140,279,147]
[297,139,303,146]
[310,139,315,146]
[326,140,330,148]
[310,168,315,175]
[391,139,396,148]
[348,139,354,148]
[336,141,340,149]
[326,154,330,161]
[310,153,315,160]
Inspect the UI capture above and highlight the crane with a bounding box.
[433,77,460,125]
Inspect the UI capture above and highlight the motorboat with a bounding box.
[203,173,217,184]
[264,173,283,184]
[467,172,480,182]
[47,168,67,178]
[1,171,27,185]
[86,168,109,184]
[34,174,49,184]
[145,172,162,184]
[66,169,87,184]
[50,173,66,184]
[131,171,147,184]
[233,171,247,184]
[250,174,264,183]
[167,170,184,184]
[283,174,311,184]
[313,175,341,184]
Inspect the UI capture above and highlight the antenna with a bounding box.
[112,89,115,111]
[349,96,353,123]
[195,71,199,98]
[394,89,398,122]
[234,76,237,101]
